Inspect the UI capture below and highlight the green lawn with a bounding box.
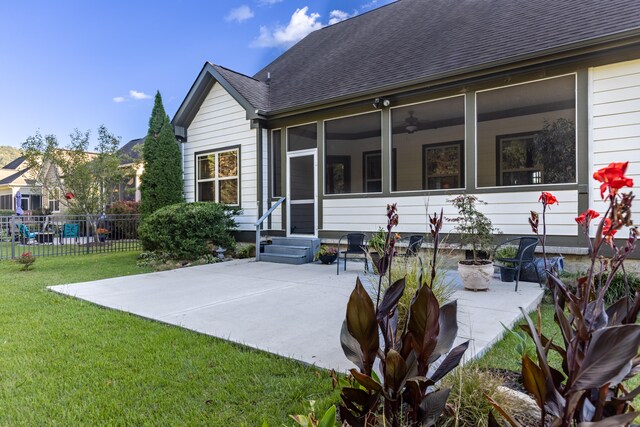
[0,252,338,426]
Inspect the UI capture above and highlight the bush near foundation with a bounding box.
[139,202,239,260]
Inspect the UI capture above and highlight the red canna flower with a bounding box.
[593,161,634,200]
[575,209,600,226]
[538,192,558,206]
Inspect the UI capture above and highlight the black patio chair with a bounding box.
[401,234,424,257]
[337,233,368,275]
[494,236,541,292]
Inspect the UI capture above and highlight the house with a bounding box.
[171,0,640,251]
[0,156,49,213]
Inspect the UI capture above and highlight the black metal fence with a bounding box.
[0,214,140,260]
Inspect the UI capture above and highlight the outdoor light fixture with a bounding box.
[405,111,419,133]
[372,97,391,109]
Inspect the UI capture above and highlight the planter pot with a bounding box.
[98,235,106,242]
[319,253,338,264]
[500,266,517,282]
[458,260,493,291]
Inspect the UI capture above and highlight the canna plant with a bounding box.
[339,204,469,426]
[489,162,640,427]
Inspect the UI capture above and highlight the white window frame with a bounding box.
[196,148,240,206]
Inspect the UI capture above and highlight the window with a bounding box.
[423,141,464,190]
[196,148,239,205]
[391,96,465,191]
[271,130,282,197]
[48,189,61,212]
[363,151,382,192]
[30,195,42,211]
[288,123,316,152]
[477,75,576,187]
[497,133,542,185]
[325,112,382,194]
[0,195,11,210]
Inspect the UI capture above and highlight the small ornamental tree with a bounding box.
[140,91,183,217]
[21,126,125,216]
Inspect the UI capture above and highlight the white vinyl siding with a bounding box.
[184,82,258,231]
[323,190,578,236]
[590,59,640,227]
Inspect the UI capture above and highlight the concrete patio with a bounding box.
[49,259,544,372]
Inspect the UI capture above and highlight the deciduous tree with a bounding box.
[21,125,126,215]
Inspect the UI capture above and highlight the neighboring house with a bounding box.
[171,0,640,248]
[114,137,144,203]
[0,156,50,213]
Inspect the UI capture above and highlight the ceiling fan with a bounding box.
[405,111,420,133]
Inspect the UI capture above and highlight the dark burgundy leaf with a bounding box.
[571,324,640,391]
[576,411,640,426]
[428,300,459,364]
[419,388,450,426]
[345,278,379,375]
[341,320,364,371]
[377,278,405,321]
[429,340,469,384]
[349,369,382,392]
[606,296,630,326]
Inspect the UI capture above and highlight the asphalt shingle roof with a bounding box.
[118,138,144,164]
[212,64,270,112]
[241,0,640,113]
[0,168,29,185]
[2,156,25,170]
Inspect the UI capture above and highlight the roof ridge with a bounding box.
[210,63,266,84]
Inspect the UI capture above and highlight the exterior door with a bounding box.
[286,150,317,236]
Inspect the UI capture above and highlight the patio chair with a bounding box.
[494,236,541,292]
[401,234,424,257]
[17,223,37,245]
[60,223,79,245]
[337,233,368,275]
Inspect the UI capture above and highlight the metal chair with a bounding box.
[494,236,541,291]
[17,223,37,244]
[402,234,424,257]
[60,223,79,245]
[337,233,368,275]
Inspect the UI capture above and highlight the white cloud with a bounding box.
[257,0,283,5]
[112,96,126,103]
[129,90,151,100]
[226,5,254,23]
[328,9,351,25]
[252,6,323,48]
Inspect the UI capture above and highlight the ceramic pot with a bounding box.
[458,260,493,291]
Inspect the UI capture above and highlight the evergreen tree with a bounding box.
[140,91,183,216]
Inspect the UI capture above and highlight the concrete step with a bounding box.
[264,245,309,256]
[270,237,320,247]
[259,253,308,265]
[264,237,321,263]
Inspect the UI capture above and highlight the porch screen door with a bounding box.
[287,150,317,236]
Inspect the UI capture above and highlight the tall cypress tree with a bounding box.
[140,91,183,216]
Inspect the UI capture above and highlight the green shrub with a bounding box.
[495,245,518,267]
[0,209,15,216]
[138,202,239,260]
[600,271,640,305]
[234,244,255,259]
